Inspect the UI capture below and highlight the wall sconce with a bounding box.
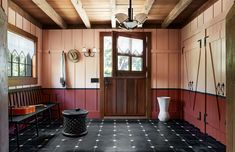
[82,47,97,57]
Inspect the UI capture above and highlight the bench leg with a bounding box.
[35,115,39,137]
[57,104,61,121]
[14,123,20,151]
[48,108,52,124]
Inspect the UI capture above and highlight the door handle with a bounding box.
[104,78,111,86]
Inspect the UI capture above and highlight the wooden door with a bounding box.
[102,32,149,116]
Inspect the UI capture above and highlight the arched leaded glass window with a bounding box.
[7,31,35,77]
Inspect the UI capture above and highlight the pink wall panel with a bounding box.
[156,53,169,88]
[204,6,214,24]
[66,58,75,88]
[169,29,179,50]
[73,30,83,50]
[169,53,179,88]
[214,0,222,17]
[151,53,157,88]
[156,29,168,50]
[83,29,94,48]
[22,18,31,33]
[62,30,73,51]
[50,52,62,88]
[30,23,36,36]
[42,53,51,88]
[16,13,23,29]
[48,30,62,50]
[8,7,15,25]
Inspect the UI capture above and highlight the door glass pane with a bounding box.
[117,36,130,54]
[8,63,11,76]
[104,36,112,77]
[118,56,129,71]
[131,38,143,56]
[132,57,143,71]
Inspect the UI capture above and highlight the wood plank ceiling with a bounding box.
[11,0,209,29]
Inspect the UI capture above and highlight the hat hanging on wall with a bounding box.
[67,49,80,63]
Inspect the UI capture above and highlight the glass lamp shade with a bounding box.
[92,47,97,53]
[82,47,87,53]
[123,20,138,29]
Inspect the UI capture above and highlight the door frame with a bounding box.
[99,31,152,118]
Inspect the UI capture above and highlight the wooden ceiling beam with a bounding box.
[111,0,116,28]
[71,0,91,28]
[142,0,155,14]
[162,0,193,28]
[32,0,67,29]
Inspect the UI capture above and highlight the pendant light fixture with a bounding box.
[115,0,147,30]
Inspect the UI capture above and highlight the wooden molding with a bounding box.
[70,0,91,28]
[162,0,193,28]
[142,0,155,14]
[9,0,42,28]
[111,0,116,28]
[32,0,67,29]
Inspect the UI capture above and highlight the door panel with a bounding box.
[104,77,146,116]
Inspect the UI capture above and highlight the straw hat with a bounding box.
[67,49,80,63]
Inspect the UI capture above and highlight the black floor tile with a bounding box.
[9,119,226,152]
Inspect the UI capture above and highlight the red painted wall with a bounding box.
[181,90,226,145]
[42,89,100,119]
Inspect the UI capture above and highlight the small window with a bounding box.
[103,36,112,77]
[7,31,35,77]
[117,36,145,74]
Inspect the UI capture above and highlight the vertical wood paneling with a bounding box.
[156,29,168,50]
[169,53,179,88]
[48,30,62,50]
[151,53,157,88]
[62,30,73,51]
[204,6,214,24]
[8,8,15,25]
[16,13,23,29]
[30,23,36,36]
[42,53,51,88]
[156,53,169,88]
[50,52,61,88]
[22,18,31,33]
[169,29,179,50]
[214,0,222,17]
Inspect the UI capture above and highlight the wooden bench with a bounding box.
[8,86,60,150]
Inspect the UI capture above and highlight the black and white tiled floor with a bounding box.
[10,119,226,152]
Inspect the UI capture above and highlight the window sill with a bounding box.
[8,77,37,86]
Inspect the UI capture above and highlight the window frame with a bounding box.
[114,32,147,77]
[8,24,38,86]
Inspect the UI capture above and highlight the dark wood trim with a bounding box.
[9,0,42,28]
[8,23,38,87]
[100,32,111,118]
[146,32,152,119]
[8,23,38,41]
[182,0,219,27]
